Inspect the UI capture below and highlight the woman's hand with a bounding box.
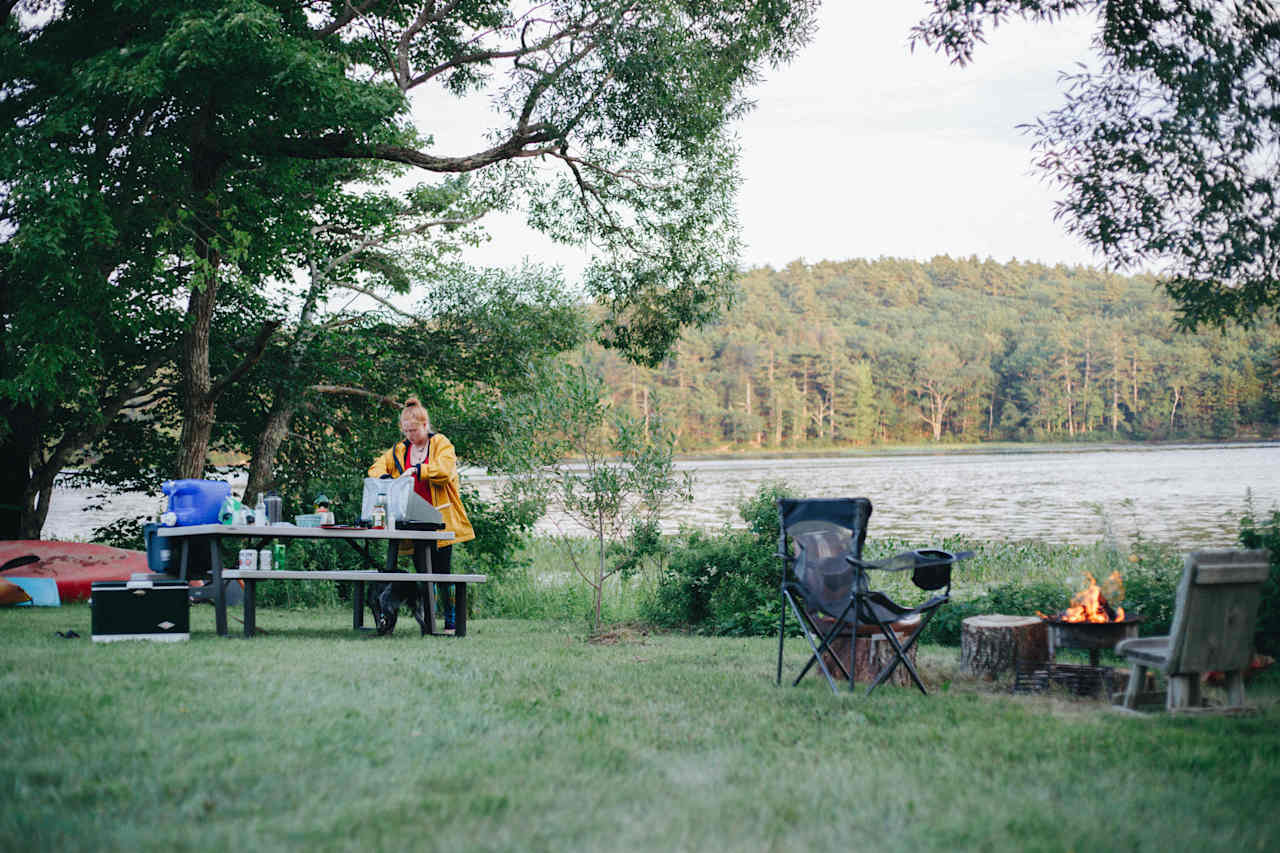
[398,465,419,479]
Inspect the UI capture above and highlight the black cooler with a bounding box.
[90,577,190,643]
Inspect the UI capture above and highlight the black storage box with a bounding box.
[90,578,190,643]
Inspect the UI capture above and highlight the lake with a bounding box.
[42,442,1280,548]
[473,442,1280,547]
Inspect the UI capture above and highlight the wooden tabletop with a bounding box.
[156,523,454,541]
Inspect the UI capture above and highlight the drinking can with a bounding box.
[238,549,257,571]
[258,548,273,571]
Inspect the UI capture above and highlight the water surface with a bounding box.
[43,443,1280,548]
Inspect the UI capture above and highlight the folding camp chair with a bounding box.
[846,547,971,695]
[775,497,873,694]
[776,497,973,695]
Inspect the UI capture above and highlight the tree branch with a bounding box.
[209,320,282,401]
[310,0,378,39]
[307,384,402,407]
[328,281,420,319]
[272,132,558,173]
[324,211,485,276]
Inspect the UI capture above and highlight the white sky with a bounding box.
[412,3,1105,281]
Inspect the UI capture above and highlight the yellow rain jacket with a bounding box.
[367,433,474,548]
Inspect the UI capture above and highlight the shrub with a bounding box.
[1239,503,1280,654]
[922,581,1069,646]
[639,482,791,635]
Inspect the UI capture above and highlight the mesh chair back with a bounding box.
[792,528,860,616]
[778,498,872,617]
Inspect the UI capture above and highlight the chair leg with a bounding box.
[866,622,928,696]
[1122,664,1147,710]
[776,593,786,686]
[1167,674,1200,710]
[784,592,840,694]
[848,612,858,694]
[866,610,937,696]
[1224,670,1246,708]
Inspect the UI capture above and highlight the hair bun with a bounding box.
[403,397,421,408]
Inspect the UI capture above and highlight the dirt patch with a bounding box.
[588,624,650,645]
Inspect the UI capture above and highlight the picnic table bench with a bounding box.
[157,523,486,637]
[223,569,487,637]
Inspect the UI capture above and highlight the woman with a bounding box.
[367,398,474,634]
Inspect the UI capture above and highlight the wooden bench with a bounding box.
[1115,549,1269,712]
[222,570,487,638]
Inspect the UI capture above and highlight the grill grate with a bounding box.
[1012,659,1119,698]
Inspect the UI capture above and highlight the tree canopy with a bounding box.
[581,256,1280,449]
[0,0,816,537]
[912,0,1280,330]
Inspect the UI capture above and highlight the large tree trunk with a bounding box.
[176,273,219,480]
[0,403,36,539]
[244,401,298,504]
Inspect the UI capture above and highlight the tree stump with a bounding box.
[960,614,1048,680]
[812,615,918,687]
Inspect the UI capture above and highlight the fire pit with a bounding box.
[1044,614,1142,665]
[1038,570,1139,664]
[1015,571,1141,696]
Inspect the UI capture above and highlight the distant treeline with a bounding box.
[581,256,1280,448]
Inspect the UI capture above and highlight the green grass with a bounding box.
[4,604,1279,852]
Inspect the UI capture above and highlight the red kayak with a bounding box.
[0,541,148,602]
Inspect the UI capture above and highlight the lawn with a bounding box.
[4,604,1279,853]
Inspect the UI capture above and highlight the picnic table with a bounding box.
[156,524,485,637]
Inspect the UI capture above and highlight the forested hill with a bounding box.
[581,256,1280,449]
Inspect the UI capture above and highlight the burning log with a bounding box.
[1038,571,1127,624]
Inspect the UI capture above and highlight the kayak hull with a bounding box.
[0,541,149,602]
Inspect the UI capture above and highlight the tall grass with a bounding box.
[481,532,1183,638]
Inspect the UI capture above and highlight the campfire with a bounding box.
[1037,570,1142,669]
[1040,571,1126,623]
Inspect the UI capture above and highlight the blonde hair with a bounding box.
[400,397,431,430]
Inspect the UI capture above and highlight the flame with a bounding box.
[1038,571,1126,622]
[1060,571,1125,622]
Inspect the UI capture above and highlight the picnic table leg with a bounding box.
[455,582,467,637]
[210,536,228,637]
[244,579,256,637]
[413,542,437,636]
[342,539,375,630]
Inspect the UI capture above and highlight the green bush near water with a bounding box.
[1240,504,1280,654]
[634,484,1192,644]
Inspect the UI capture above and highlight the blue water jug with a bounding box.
[161,479,231,527]
[142,522,173,573]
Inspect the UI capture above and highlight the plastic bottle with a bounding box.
[254,495,267,527]
[272,542,286,571]
[264,493,282,525]
[372,495,386,529]
[158,495,177,527]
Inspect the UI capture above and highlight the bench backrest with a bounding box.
[1167,549,1270,675]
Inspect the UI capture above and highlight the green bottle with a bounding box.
[272,542,286,572]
